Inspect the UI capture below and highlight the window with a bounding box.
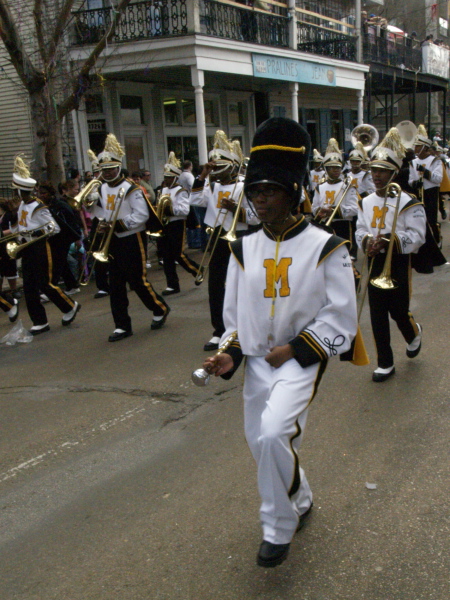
[229,102,246,126]
[120,95,144,125]
[85,94,104,114]
[164,96,219,126]
[164,98,179,125]
[182,99,196,124]
[331,109,342,147]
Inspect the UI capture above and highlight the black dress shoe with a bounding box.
[151,306,171,330]
[406,324,422,358]
[162,288,180,296]
[108,330,133,342]
[8,300,19,323]
[257,541,290,568]
[372,367,395,382]
[30,324,50,336]
[203,342,219,352]
[94,290,109,299]
[296,502,313,532]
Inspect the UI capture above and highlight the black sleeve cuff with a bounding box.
[220,340,244,380]
[114,219,128,233]
[289,331,328,368]
[192,177,206,192]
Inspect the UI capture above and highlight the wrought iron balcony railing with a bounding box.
[71,0,188,46]
[200,0,288,47]
[297,22,356,62]
[362,25,422,72]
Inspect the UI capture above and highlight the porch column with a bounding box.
[288,0,297,50]
[290,82,299,122]
[191,66,208,165]
[357,89,364,125]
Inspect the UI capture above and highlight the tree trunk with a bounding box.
[29,86,65,187]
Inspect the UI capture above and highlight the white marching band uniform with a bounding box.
[221,217,357,545]
[349,169,375,198]
[312,177,359,220]
[90,179,149,235]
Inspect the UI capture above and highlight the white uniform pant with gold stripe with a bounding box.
[244,356,326,545]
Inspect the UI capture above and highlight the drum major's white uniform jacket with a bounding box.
[90,178,149,237]
[220,218,357,373]
[312,177,358,220]
[355,191,426,254]
[189,178,259,231]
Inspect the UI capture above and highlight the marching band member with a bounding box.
[190,132,259,351]
[158,152,201,296]
[348,142,375,198]
[203,118,357,567]
[356,128,426,382]
[0,289,18,323]
[90,134,169,342]
[409,125,442,245]
[312,139,359,258]
[84,150,110,299]
[308,149,324,197]
[9,156,80,335]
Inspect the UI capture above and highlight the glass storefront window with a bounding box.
[120,95,144,125]
[182,99,196,124]
[164,98,179,125]
[331,109,342,147]
[229,102,245,126]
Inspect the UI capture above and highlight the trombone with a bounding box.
[92,187,126,263]
[194,161,245,285]
[77,219,104,286]
[315,176,354,227]
[6,222,56,259]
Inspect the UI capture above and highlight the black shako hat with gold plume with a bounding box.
[244,117,310,206]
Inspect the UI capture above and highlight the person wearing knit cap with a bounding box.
[409,124,443,252]
[356,128,427,382]
[190,131,259,351]
[308,148,325,197]
[90,134,170,341]
[203,117,357,568]
[158,152,201,295]
[9,155,80,334]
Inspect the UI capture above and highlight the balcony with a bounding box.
[362,25,422,72]
[71,0,357,62]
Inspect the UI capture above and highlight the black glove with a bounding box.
[416,164,425,173]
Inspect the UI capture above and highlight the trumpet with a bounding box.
[191,331,237,386]
[6,222,56,259]
[92,187,126,263]
[70,179,102,210]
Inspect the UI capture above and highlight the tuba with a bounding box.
[351,124,379,153]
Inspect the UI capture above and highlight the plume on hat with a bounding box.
[417,124,428,138]
[87,149,98,163]
[13,154,31,179]
[104,134,125,159]
[378,127,406,157]
[313,148,323,161]
[231,139,244,164]
[325,138,340,155]
[371,127,406,170]
[167,151,181,170]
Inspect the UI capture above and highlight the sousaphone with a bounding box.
[395,121,417,149]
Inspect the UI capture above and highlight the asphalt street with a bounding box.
[1,222,449,600]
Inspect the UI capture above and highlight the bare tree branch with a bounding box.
[48,0,76,64]
[33,0,48,65]
[0,0,44,90]
[58,0,133,117]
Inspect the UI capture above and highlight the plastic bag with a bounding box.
[0,320,33,345]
